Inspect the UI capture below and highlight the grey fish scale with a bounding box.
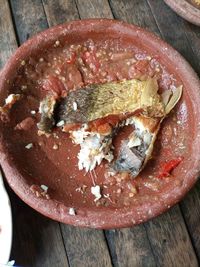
[58,87,95,124]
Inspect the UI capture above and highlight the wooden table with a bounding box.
[0,1,200,266]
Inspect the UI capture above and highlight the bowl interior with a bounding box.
[0,19,200,228]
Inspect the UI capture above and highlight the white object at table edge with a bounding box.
[0,170,12,265]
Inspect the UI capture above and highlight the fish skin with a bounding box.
[58,78,165,125]
[37,95,56,133]
[36,77,182,177]
[112,115,159,177]
[111,85,183,177]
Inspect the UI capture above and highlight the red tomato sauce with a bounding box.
[3,38,190,208]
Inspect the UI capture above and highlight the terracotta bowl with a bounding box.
[0,19,200,229]
[164,0,200,26]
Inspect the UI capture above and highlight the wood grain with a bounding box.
[60,225,112,267]
[74,1,158,265]
[180,183,200,261]
[75,0,113,19]
[183,22,200,75]
[0,0,17,68]
[9,191,69,267]
[109,0,160,35]
[42,0,80,27]
[145,206,198,266]
[6,1,69,266]
[2,0,200,265]
[108,0,199,265]
[105,226,156,267]
[10,0,48,43]
[147,0,200,74]
[147,0,200,261]
[38,2,113,266]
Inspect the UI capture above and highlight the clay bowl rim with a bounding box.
[164,0,200,26]
[0,18,200,229]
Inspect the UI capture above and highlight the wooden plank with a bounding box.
[10,0,48,43]
[105,227,156,267]
[180,182,200,261]
[42,0,80,27]
[60,225,112,267]
[145,206,198,266]
[74,1,157,265]
[147,0,200,74]
[0,0,18,68]
[75,0,113,19]
[109,0,160,35]
[183,23,200,74]
[9,191,69,267]
[73,1,156,266]
[146,0,200,261]
[39,2,113,266]
[5,1,69,266]
[108,0,199,265]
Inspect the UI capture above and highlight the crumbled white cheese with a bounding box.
[91,185,102,202]
[25,143,33,149]
[69,207,76,216]
[56,120,65,127]
[41,184,48,192]
[73,101,78,111]
[31,110,36,115]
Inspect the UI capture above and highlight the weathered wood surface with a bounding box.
[0,0,200,266]
[147,0,200,261]
[9,193,69,267]
[0,0,17,68]
[10,0,48,44]
[42,0,80,26]
[2,1,69,266]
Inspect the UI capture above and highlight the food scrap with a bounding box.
[158,157,183,178]
[25,143,33,149]
[37,75,182,177]
[30,184,50,199]
[0,94,21,120]
[69,207,76,216]
[91,185,102,202]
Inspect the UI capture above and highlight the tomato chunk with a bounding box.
[66,52,76,64]
[158,157,183,178]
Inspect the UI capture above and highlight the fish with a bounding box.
[37,77,182,175]
[58,78,165,126]
[37,95,57,133]
[112,116,160,177]
[38,78,165,132]
[70,124,115,172]
[112,87,183,177]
